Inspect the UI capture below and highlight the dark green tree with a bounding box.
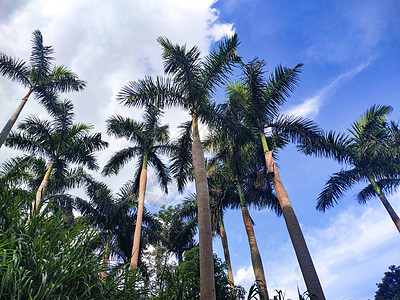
[156,246,244,300]
[0,30,86,148]
[156,204,197,264]
[375,265,400,300]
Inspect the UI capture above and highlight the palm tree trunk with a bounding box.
[260,132,325,300]
[100,234,111,279]
[192,115,216,300]
[367,175,400,233]
[26,160,54,224]
[0,88,33,149]
[238,183,269,300]
[219,215,236,298]
[130,154,148,270]
[34,160,54,212]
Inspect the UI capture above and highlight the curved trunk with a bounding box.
[192,115,216,300]
[34,160,54,212]
[0,88,33,148]
[100,234,111,279]
[260,132,325,300]
[219,215,236,298]
[238,184,269,300]
[130,154,148,270]
[367,175,400,233]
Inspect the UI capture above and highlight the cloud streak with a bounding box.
[286,60,372,119]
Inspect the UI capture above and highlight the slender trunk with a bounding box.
[100,234,111,279]
[130,154,148,270]
[0,88,33,149]
[26,160,54,224]
[367,175,400,233]
[192,115,216,300]
[34,160,54,212]
[220,215,236,299]
[238,183,269,300]
[260,131,325,300]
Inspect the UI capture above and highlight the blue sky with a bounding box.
[0,1,399,299]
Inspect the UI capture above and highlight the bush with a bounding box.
[0,183,147,299]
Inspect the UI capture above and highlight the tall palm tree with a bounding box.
[205,88,280,300]
[238,60,325,300]
[0,30,86,148]
[300,105,400,233]
[102,105,171,270]
[5,98,107,217]
[117,34,239,299]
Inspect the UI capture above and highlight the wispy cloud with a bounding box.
[285,60,372,119]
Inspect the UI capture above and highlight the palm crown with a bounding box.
[0,30,86,148]
[300,105,400,232]
[102,105,171,193]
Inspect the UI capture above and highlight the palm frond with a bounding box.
[106,115,144,143]
[0,53,30,87]
[30,29,54,80]
[147,152,171,193]
[170,120,193,192]
[44,65,86,92]
[102,146,142,176]
[357,178,400,204]
[298,130,350,163]
[264,63,303,118]
[201,33,239,94]
[118,75,184,109]
[317,168,363,211]
[269,115,322,149]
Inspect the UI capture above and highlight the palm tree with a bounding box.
[0,154,90,219]
[117,34,239,299]
[205,89,281,300]
[238,60,325,300]
[5,98,107,217]
[75,179,160,278]
[0,30,86,148]
[102,105,171,270]
[300,105,400,233]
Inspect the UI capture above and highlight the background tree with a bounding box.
[75,179,160,278]
[103,105,171,270]
[156,204,198,264]
[117,34,239,299]
[375,265,400,300]
[0,29,86,148]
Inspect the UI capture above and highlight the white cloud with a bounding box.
[235,265,255,291]
[0,0,234,196]
[285,60,372,119]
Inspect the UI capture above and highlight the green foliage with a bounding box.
[375,265,400,300]
[0,183,147,299]
[153,246,244,300]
